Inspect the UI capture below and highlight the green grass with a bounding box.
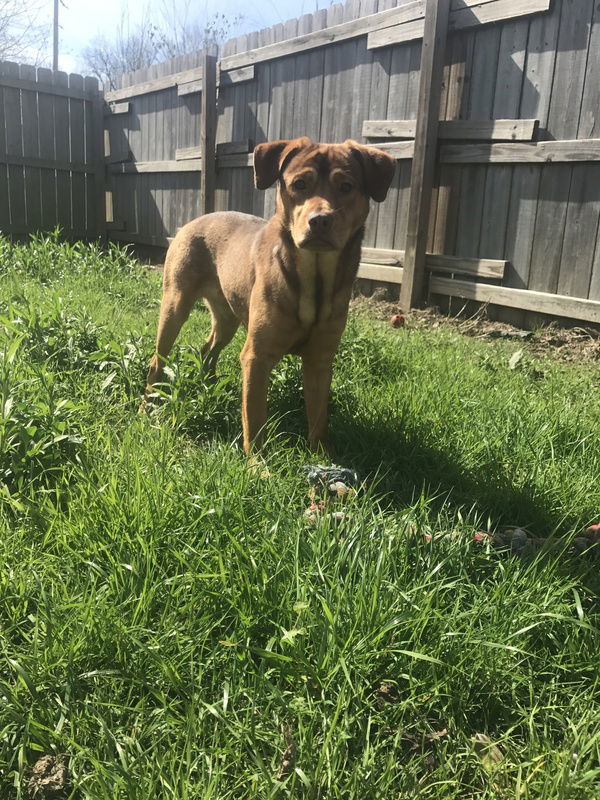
[1,231,600,799]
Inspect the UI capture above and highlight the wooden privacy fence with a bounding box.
[0,62,104,238]
[212,0,600,326]
[1,0,600,326]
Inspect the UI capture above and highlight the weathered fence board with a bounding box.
[367,0,550,47]
[363,118,539,140]
[105,50,205,242]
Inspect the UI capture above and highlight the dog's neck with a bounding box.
[274,224,364,327]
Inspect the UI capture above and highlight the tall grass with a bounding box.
[1,234,599,798]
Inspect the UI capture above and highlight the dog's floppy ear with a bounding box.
[345,140,396,202]
[253,137,313,189]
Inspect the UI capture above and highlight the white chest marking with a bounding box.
[297,250,339,326]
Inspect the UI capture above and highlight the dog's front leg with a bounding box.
[302,354,334,455]
[240,340,277,453]
[301,322,346,455]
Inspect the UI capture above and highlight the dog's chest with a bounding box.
[296,251,338,327]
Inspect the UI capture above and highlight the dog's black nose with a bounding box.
[308,212,334,233]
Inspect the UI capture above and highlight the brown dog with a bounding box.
[144,137,395,454]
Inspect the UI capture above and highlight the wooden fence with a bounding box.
[1,0,600,326]
[103,50,217,247]
[0,62,104,238]
[213,0,600,325]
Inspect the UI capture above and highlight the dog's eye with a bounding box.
[292,179,306,191]
[340,181,354,193]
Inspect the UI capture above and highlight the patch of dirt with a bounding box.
[26,755,69,798]
[350,294,600,364]
[374,681,401,705]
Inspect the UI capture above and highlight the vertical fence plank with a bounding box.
[3,62,26,232]
[579,0,600,139]
[69,74,86,236]
[36,68,57,231]
[400,0,451,310]
[231,34,249,215]
[431,32,472,255]
[19,64,42,232]
[87,75,106,238]
[588,228,600,301]
[264,24,285,220]
[0,64,8,230]
[54,71,71,234]
[528,163,571,294]
[291,13,314,145]
[557,164,600,298]
[319,5,344,143]
[200,50,217,216]
[546,0,595,141]
[253,26,276,219]
[478,20,529,261]
[453,25,501,260]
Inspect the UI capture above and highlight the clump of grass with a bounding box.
[0,228,139,284]
[0,236,599,799]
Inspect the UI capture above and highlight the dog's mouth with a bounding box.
[298,235,337,252]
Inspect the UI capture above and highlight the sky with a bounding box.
[54,0,332,75]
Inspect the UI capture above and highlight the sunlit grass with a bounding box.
[1,233,599,799]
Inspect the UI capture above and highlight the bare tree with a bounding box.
[155,0,242,59]
[82,0,242,89]
[0,0,50,65]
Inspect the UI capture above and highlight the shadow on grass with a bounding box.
[169,381,585,541]
[150,345,590,544]
[328,409,585,541]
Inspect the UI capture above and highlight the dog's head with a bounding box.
[253,137,396,252]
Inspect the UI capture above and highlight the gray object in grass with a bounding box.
[302,465,359,489]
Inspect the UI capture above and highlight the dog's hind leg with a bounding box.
[201,291,240,380]
[144,283,201,399]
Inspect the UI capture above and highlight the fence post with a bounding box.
[200,48,217,216]
[88,76,108,240]
[399,0,450,311]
